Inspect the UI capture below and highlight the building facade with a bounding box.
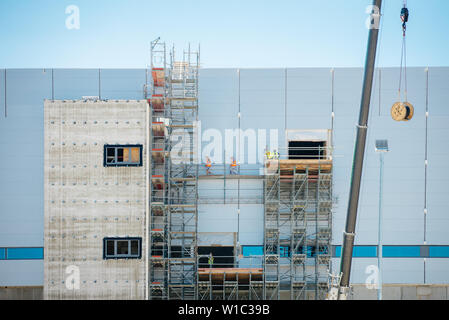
[0,66,449,299]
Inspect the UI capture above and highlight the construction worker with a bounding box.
[205,156,212,175]
[208,253,214,269]
[265,148,272,159]
[230,156,238,175]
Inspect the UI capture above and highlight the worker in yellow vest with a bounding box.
[230,157,238,175]
[265,148,272,159]
[208,253,214,269]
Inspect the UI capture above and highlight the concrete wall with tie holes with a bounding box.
[43,100,148,299]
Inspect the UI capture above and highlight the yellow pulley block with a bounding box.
[391,101,414,121]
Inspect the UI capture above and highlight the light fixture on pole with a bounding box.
[375,139,389,300]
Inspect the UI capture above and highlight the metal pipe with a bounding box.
[377,152,384,300]
[338,0,383,297]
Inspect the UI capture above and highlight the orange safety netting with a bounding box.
[152,69,165,87]
[148,97,164,112]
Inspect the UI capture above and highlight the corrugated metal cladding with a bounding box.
[0,67,449,286]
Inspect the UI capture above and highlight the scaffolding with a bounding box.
[148,39,200,300]
[264,151,333,300]
[147,40,333,300]
[198,268,263,300]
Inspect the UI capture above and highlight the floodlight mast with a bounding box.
[327,0,383,300]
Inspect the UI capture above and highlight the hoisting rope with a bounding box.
[398,1,409,102]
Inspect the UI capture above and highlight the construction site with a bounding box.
[1,1,449,301]
[147,41,334,300]
[41,40,335,300]
[34,36,449,299]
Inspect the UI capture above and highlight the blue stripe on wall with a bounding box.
[429,246,449,258]
[334,246,378,258]
[242,246,263,256]
[6,247,44,260]
[243,245,329,257]
[383,246,421,258]
[2,246,449,260]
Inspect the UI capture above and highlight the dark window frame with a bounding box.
[103,144,143,167]
[103,237,142,259]
[288,140,326,160]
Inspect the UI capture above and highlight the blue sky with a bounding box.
[0,0,448,68]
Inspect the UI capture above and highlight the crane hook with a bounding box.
[391,3,413,122]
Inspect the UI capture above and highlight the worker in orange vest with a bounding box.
[230,157,238,175]
[205,156,212,175]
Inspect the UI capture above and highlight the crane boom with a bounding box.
[333,0,383,300]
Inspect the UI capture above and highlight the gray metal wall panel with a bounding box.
[239,179,263,202]
[0,69,51,247]
[334,68,427,245]
[332,67,427,246]
[238,204,263,246]
[333,68,364,116]
[198,204,238,233]
[224,180,239,200]
[198,179,225,200]
[199,69,239,164]
[198,179,263,204]
[331,258,379,285]
[198,181,263,245]
[350,258,378,285]
[356,113,383,244]
[240,69,285,173]
[332,68,363,244]
[0,260,43,286]
[382,259,424,284]
[238,257,263,269]
[427,67,449,116]
[427,67,449,244]
[425,259,449,284]
[335,258,426,285]
[378,68,426,245]
[286,68,332,131]
[53,69,99,100]
[100,69,146,100]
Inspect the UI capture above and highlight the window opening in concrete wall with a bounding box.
[198,246,234,268]
[104,145,143,166]
[106,241,114,256]
[103,237,142,259]
[117,240,129,255]
[131,240,139,255]
[288,141,326,160]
